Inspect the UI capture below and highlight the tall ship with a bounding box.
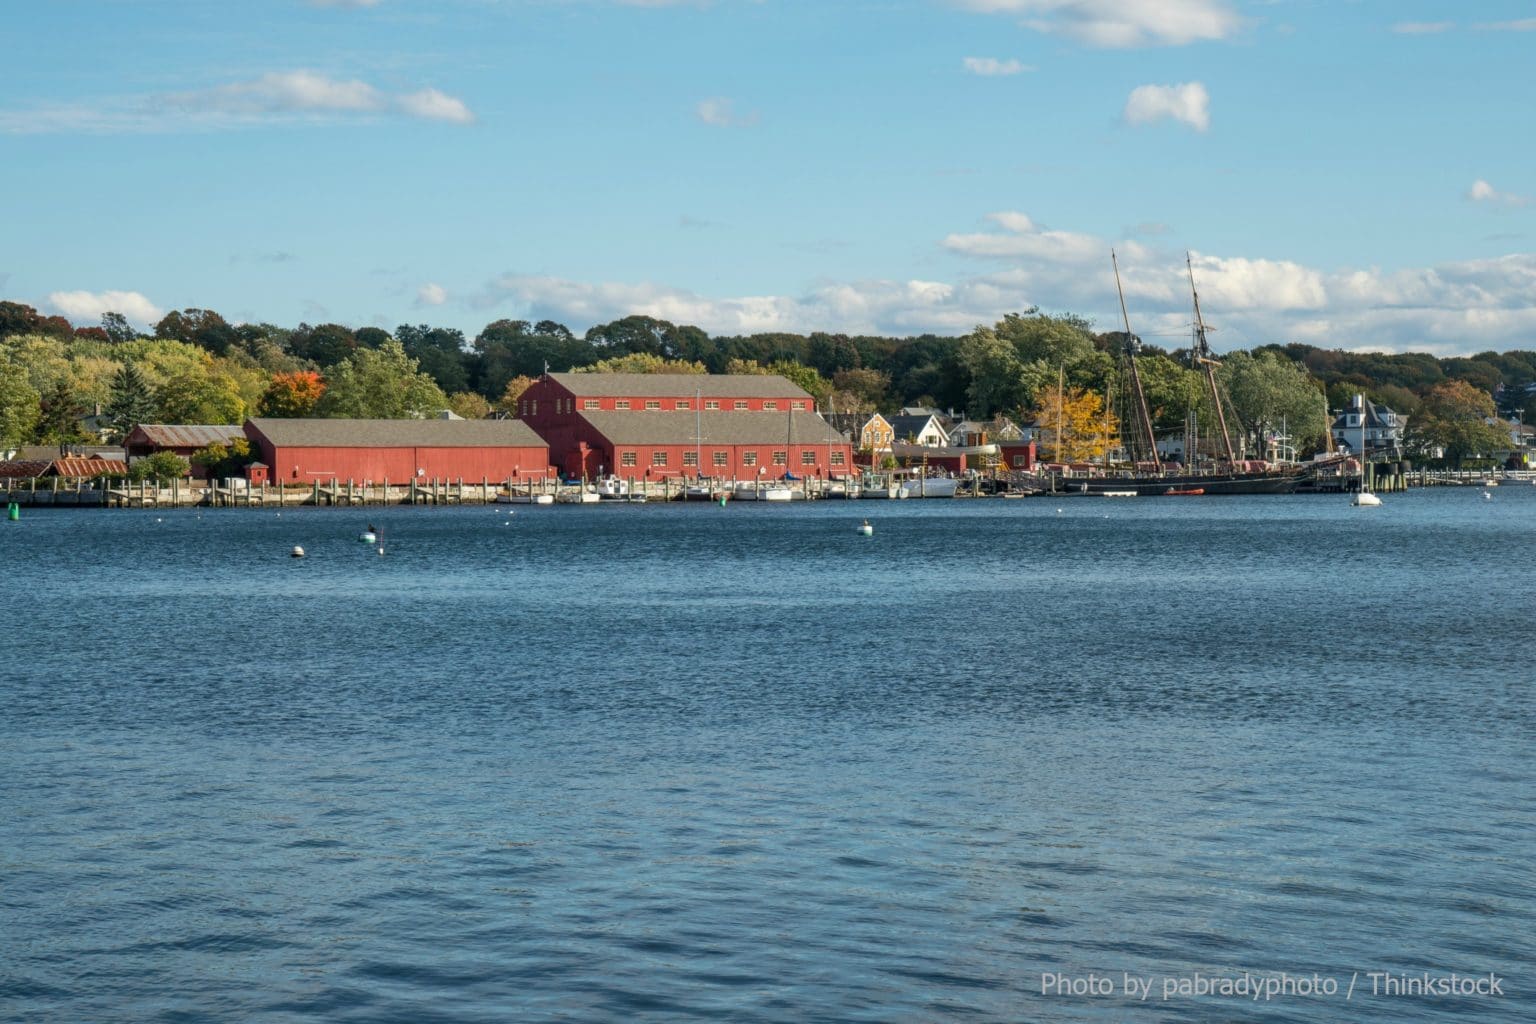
[1049,253,1308,496]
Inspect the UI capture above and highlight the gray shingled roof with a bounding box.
[549,372,811,400]
[247,417,547,448]
[579,411,846,446]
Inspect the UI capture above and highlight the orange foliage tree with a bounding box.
[258,370,326,417]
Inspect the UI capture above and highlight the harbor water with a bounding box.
[2,491,1532,1022]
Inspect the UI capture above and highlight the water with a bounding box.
[2,491,1532,1022]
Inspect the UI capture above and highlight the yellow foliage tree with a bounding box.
[1032,387,1119,464]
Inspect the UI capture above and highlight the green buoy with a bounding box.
[6,502,18,521]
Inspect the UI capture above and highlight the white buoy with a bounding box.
[290,545,305,558]
[359,531,377,543]
[858,520,873,536]
[1483,491,1492,500]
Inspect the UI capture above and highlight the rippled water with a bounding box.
[3,491,1532,1022]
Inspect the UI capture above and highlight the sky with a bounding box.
[3,0,1534,356]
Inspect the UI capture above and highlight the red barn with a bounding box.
[244,417,551,483]
[998,439,1038,471]
[517,372,855,480]
[123,424,246,480]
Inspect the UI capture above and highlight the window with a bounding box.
[831,451,845,466]
[772,450,787,466]
[530,400,537,415]
[583,399,599,410]
[1013,456,1027,467]
[743,451,758,466]
[519,400,527,416]
[683,451,698,467]
[764,401,778,411]
[645,400,661,410]
[616,400,631,410]
[676,400,690,410]
[705,400,720,410]
[713,451,728,467]
[734,400,748,410]
[652,451,668,466]
[621,451,637,467]
[792,401,807,411]
[801,451,816,466]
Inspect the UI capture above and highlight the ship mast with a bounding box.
[1112,250,1162,473]
[1186,253,1238,466]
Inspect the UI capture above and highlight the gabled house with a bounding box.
[1330,395,1406,458]
[887,413,949,448]
[857,413,894,453]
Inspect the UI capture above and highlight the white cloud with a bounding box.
[1,71,473,133]
[168,71,385,116]
[695,97,758,128]
[1468,179,1531,207]
[1474,18,1536,31]
[46,289,162,327]
[1391,21,1455,35]
[417,283,448,306]
[1124,81,1210,132]
[955,0,1241,49]
[962,56,1033,76]
[396,88,475,124]
[470,211,1536,355]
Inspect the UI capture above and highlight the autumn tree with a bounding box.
[1416,380,1507,468]
[447,391,492,420]
[258,371,326,417]
[496,375,536,416]
[191,438,254,479]
[1031,386,1119,464]
[155,308,238,355]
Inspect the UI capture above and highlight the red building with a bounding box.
[998,439,1038,471]
[244,417,551,483]
[517,372,855,480]
[123,424,246,480]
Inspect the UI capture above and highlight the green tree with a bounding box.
[130,451,190,482]
[579,352,707,375]
[104,362,157,440]
[315,340,448,418]
[1218,351,1328,456]
[190,438,254,479]
[155,308,238,355]
[37,379,86,443]
[101,312,137,344]
[0,364,42,448]
[157,369,247,424]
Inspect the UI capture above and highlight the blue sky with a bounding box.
[4,0,1533,355]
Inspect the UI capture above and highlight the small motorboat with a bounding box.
[1164,487,1205,496]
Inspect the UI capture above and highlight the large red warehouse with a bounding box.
[244,417,552,483]
[517,372,855,480]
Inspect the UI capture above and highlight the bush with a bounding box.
[130,451,190,483]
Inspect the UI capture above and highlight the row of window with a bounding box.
[618,450,847,468]
[523,398,809,415]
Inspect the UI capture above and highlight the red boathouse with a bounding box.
[243,417,552,483]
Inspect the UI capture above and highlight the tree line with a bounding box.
[1,298,1529,466]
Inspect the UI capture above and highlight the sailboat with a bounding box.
[1058,253,1309,496]
[1350,393,1382,506]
